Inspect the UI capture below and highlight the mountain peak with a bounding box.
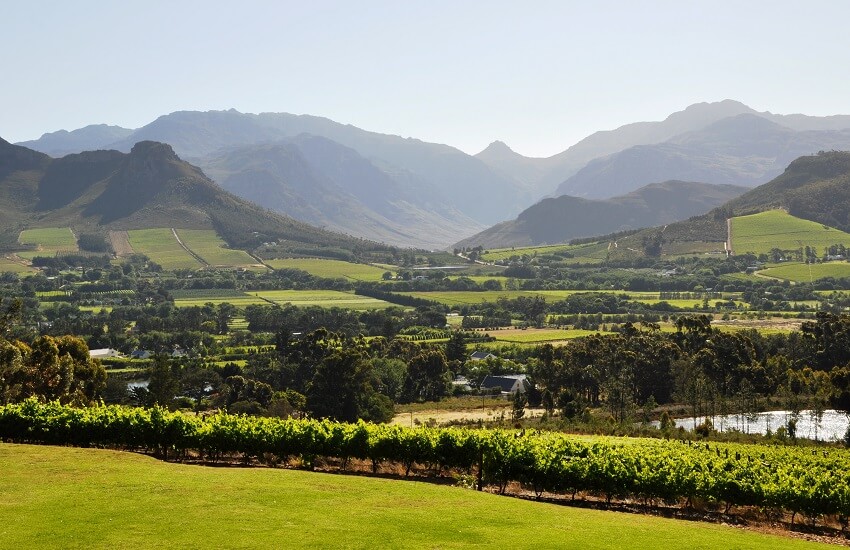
[475,140,523,160]
[129,140,178,159]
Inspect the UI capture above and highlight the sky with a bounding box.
[4,0,850,157]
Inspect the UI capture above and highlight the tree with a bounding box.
[403,350,450,402]
[147,356,179,408]
[307,349,370,422]
[445,331,467,364]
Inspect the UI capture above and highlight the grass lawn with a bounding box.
[127,229,203,270]
[175,229,260,268]
[731,210,850,256]
[758,261,850,283]
[0,444,821,550]
[265,258,389,281]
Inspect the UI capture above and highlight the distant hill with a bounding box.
[0,137,383,253]
[475,100,850,198]
[454,181,747,249]
[17,125,133,157]
[611,151,850,258]
[554,115,850,199]
[201,135,482,249]
[20,109,528,227]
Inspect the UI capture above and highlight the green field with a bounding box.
[17,227,78,259]
[0,256,35,273]
[490,328,605,343]
[731,210,850,256]
[175,229,260,268]
[127,229,203,270]
[171,289,269,308]
[0,444,819,550]
[480,242,610,263]
[171,289,394,310]
[255,289,394,309]
[758,261,850,282]
[265,258,389,281]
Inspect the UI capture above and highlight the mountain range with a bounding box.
[454,181,747,249]
[17,100,850,250]
[0,137,380,253]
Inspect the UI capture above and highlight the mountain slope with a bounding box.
[554,114,850,199]
[199,135,483,249]
[611,151,850,257]
[17,125,134,157]
[101,110,528,225]
[454,181,746,249]
[0,138,384,253]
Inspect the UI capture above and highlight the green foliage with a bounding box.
[6,399,850,520]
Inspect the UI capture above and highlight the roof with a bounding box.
[89,348,121,358]
[480,374,528,393]
[469,351,496,360]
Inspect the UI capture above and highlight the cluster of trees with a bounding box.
[0,298,105,405]
[518,313,850,430]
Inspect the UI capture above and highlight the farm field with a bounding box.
[730,210,850,256]
[480,241,608,262]
[0,444,820,550]
[17,227,78,259]
[264,258,388,281]
[0,256,35,273]
[174,229,261,269]
[171,289,269,308]
[170,289,395,309]
[254,289,394,309]
[127,229,203,270]
[758,261,850,282]
[487,327,604,343]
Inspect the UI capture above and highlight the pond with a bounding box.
[651,409,850,442]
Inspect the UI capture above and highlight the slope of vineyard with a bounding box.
[0,443,822,549]
[731,210,850,256]
[3,400,850,526]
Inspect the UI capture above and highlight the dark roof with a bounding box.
[469,351,495,360]
[480,374,527,392]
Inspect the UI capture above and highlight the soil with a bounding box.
[108,231,133,257]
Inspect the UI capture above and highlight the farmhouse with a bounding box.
[130,349,152,359]
[479,374,529,395]
[89,348,122,359]
[469,351,496,361]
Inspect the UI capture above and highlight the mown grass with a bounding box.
[731,210,850,256]
[0,444,821,549]
[127,229,202,270]
[265,258,389,281]
[175,229,259,268]
[758,261,850,283]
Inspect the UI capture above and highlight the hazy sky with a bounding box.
[4,0,850,157]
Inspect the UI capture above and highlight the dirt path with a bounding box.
[726,218,733,256]
[171,228,209,266]
[108,230,134,257]
[391,407,546,427]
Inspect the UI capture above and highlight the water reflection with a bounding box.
[652,410,850,441]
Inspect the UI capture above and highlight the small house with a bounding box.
[469,351,496,362]
[130,349,152,359]
[89,348,122,359]
[479,374,529,396]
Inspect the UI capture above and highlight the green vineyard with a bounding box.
[3,400,850,521]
